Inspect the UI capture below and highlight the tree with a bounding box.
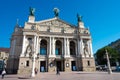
[95,46,120,66]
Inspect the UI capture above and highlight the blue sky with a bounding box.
[0,0,120,53]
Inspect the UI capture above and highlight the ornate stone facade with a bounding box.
[7,9,95,74]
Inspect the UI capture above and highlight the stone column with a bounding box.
[64,38,67,57]
[33,36,37,52]
[38,38,41,55]
[21,35,26,57]
[66,38,70,57]
[52,37,55,57]
[36,36,39,55]
[49,37,52,57]
[89,40,93,57]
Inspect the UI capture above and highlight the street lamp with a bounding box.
[105,49,112,74]
[30,51,35,77]
[28,40,38,77]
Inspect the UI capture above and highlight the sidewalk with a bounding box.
[1,71,120,80]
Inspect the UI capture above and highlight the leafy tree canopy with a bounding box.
[95,46,120,66]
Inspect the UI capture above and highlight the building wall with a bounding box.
[8,15,96,74]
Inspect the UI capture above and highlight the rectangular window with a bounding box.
[87,61,90,66]
[40,48,46,55]
[55,48,59,55]
[26,60,29,67]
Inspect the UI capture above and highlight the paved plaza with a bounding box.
[1,72,120,80]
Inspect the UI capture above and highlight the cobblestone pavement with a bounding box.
[1,72,120,80]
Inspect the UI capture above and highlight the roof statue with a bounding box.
[53,8,59,17]
[15,19,19,27]
[29,7,35,16]
[77,13,82,22]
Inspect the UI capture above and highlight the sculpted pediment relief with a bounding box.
[25,18,77,33]
[36,18,75,28]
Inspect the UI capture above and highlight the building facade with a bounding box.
[7,8,95,74]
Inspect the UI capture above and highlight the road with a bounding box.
[1,71,120,80]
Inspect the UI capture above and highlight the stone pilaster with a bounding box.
[48,58,56,72]
[80,39,84,57]
[76,57,82,71]
[28,16,35,23]
[78,19,85,28]
[81,58,96,72]
[77,39,80,56]
[38,38,41,55]
[75,41,77,56]
[21,35,26,57]
[89,40,93,57]
[64,58,71,72]
[85,41,89,58]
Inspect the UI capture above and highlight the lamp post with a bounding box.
[30,51,35,77]
[29,40,36,77]
[27,36,40,78]
[105,50,112,74]
[30,52,39,77]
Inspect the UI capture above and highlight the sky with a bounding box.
[0,0,120,53]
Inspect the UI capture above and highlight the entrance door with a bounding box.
[71,61,76,71]
[56,61,62,71]
[40,61,46,72]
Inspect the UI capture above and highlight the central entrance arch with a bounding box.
[56,60,64,71]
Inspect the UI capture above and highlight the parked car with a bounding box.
[96,65,107,71]
[116,66,120,71]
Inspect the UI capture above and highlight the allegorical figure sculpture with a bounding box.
[77,13,82,22]
[53,8,59,17]
[29,7,35,16]
[84,42,88,56]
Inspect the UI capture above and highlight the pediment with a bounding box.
[35,18,76,28]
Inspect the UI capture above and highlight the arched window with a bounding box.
[40,39,47,55]
[70,41,76,55]
[55,40,62,55]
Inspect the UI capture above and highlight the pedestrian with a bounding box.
[1,69,6,79]
[56,68,60,75]
[34,67,38,75]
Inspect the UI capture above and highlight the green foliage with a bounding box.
[95,46,120,66]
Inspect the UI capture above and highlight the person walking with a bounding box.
[34,67,38,75]
[1,69,6,79]
[56,68,60,75]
